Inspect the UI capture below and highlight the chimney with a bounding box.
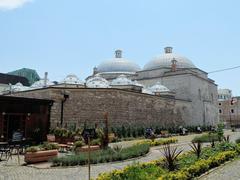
[115,49,122,58]
[164,47,173,54]
[171,58,177,72]
[44,72,48,87]
[93,67,98,75]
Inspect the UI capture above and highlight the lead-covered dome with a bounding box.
[149,82,170,93]
[86,74,110,88]
[144,47,196,70]
[97,50,141,73]
[61,74,84,85]
[111,74,134,86]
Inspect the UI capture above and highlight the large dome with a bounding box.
[144,47,196,70]
[97,50,141,73]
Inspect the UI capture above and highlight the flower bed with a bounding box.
[52,143,150,166]
[97,143,240,180]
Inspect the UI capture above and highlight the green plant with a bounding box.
[40,142,59,150]
[192,133,218,143]
[26,146,39,153]
[161,144,183,171]
[90,138,101,146]
[216,122,224,141]
[74,141,84,148]
[52,143,150,166]
[112,144,123,154]
[235,137,240,144]
[190,141,202,159]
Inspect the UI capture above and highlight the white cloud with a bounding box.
[0,0,32,10]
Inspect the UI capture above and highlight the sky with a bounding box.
[0,0,240,95]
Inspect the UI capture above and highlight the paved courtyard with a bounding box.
[0,130,239,180]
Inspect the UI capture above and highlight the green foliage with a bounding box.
[235,137,240,144]
[190,141,202,159]
[74,141,84,148]
[26,146,39,153]
[40,142,59,150]
[97,142,239,180]
[192,133,218,143]
[161,144,183,171]
[216,122,225,141]
[140,138,178,147]
[52,143,150,166]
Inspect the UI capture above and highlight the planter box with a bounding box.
[75,145,100,153]
[24,150,58,164]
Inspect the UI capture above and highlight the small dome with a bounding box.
[97,50,141,73]
[31,79,54,89]
[86,74,110,88]
[144,47,196,70]
[111,75,134,86]
[142,88,153,95]
[61,74,84,85]
[149,82,170,93]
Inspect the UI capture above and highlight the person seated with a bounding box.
[12,129,23,142]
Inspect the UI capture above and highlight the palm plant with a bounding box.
[161,144,183,171]
[190,141,202,158]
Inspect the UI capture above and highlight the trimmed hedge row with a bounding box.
[96,144,239,180]
[139,138,178,147]
[159,151,237,180]
[52,143,150,166]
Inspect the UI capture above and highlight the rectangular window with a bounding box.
[219,109,222,114]
[231,109,234,114]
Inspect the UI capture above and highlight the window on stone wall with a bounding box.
[231,109,234,114]
[219,103,222,106]
[219,109,222,114]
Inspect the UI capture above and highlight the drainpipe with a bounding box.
[60,94,69,127]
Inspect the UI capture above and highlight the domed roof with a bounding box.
[31,79,54,89]
[97,50,141,73]
[111,75,134,86]
[144,47,196,70]
[86,74,110,88]
[61,74,84,85]
[149,82,170,93]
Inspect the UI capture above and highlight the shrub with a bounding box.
[140,138,178,147]
[161,144,183,171]
[236,137,240,144]
[192,133,218,143]
[74,141,84,148]
[26,146,39,153]
[40,142,59,150]
[190,141,202,159]
[52,143,150,166]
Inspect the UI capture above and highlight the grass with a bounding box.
[52,143,150,166]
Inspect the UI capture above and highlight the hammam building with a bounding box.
[2,47,219,136]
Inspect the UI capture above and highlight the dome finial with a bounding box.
[164,47,173,54]
[115,49,122,58]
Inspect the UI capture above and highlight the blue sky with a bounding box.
[0,0,240,95]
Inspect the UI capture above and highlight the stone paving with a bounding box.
[199,159,240,180]
[0,130,239,180]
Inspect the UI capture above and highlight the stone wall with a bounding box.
[11,87,189,129]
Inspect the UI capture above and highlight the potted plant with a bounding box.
[24,143,59,164]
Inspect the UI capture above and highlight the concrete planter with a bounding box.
[24,150,58,164]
